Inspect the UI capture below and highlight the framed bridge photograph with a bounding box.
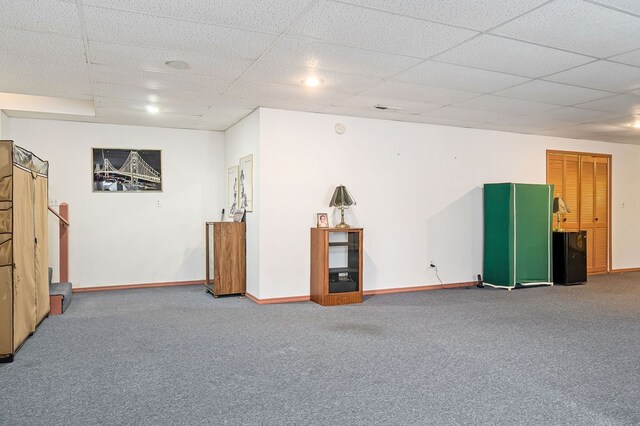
[92,148,162,192]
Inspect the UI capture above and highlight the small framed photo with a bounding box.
[233,208,246,222]
[317,212,329,228]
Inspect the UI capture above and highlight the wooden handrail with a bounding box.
[48,206,70,227]
[48,202,70,282]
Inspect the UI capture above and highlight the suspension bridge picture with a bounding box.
[93,148,162,192]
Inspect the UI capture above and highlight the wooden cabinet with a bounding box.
[310,228,363,306]
[205,222,246,297]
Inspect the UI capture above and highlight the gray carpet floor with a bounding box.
[1,273,639,425]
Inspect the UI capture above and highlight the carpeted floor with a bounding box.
[1,273,639,425]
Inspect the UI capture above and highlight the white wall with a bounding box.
[224,110,261,297]
[0,111,8,139]
[258,108,640,299]
[7,118,225,287]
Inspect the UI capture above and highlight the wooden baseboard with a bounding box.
[246,293,310,305]
[73,280,204,293]
[364,281,479,295]
[610,267,640,273]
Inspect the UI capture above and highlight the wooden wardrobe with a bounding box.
[0,140,50,362]
[547,151,610,274]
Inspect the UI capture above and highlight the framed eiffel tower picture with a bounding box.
[92,148,162,192]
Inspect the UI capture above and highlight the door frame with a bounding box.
[546,149,612,273]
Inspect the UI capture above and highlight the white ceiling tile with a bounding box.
[89,41,254,80]
[0,70,92,99]
[608,48,640,67]
[96,107,200,128]
[93,83,221,106]
[83,6,277,59]
[341,0,549,31]
[193,106,255,130]
[587,114,637,128]
[83,0,315,34]
[288,0,478,58]
[95,96,210,116]
[241,62,382,94]
[493,80,614,106]
[0,0,82,38]
[525,107,627,123]
[434,35,593,78]
[493,0,640,58]
[575,94,640,114]
[0,27,86,61]
[259,36,423,78]
[320,105,415,121]
[393,60,530,93]
[452,95,559,115]
[221,96,328,113]
[360,81,480,105]
[198,106,255,121]
[588,0,640,15]
[91,65,231,95]
[419,106,520,125]
[332,95,442,114]
[544,60,640,92]
[225,81,351,105]
[0,52,88,76]
[485,114,577,130]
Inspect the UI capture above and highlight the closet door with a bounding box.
[547,151,609,274]
[547,153,579,230]
[593,158,609,273]
[580,156,609,273]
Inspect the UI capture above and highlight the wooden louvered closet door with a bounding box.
[547,151,609,274]
[547,153,579,231]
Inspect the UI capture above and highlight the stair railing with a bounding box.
[47,202,69,282]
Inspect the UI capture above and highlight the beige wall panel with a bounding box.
[0,265,13,356]
[12,166,36,345]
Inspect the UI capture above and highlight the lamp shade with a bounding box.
[553,196,571,214]
[329,185,356,208]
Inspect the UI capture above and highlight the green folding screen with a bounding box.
[483,183,553,289]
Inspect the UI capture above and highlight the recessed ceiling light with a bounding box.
[302,77,322,87]
[145,105,159,114]
[165,60,191,70]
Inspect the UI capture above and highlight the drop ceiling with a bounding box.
[1,0,640,143]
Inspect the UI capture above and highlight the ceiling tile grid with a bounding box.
[392,60,531,93]
[82,0,316,34]
[83,6,278,60]
[0,0,83,38]
[258,36,424,79]
[287,0,478,59]
[433,35,595,78]
[0,0,639,141]
[544,60,640,93]
[89,41,255,81]
[340,0,550,31]
[492,0,640,58]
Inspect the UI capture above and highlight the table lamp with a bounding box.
[329,185,356,228]
[553,196,571,231]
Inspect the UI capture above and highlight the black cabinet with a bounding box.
[553,231,587,285]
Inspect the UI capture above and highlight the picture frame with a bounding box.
[239,154,253,212]
[228,165,239,217]
[92,148,162,192]
[317,212,329,228]
[233,208,245,222]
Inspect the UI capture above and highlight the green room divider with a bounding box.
[483,183,553,289]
